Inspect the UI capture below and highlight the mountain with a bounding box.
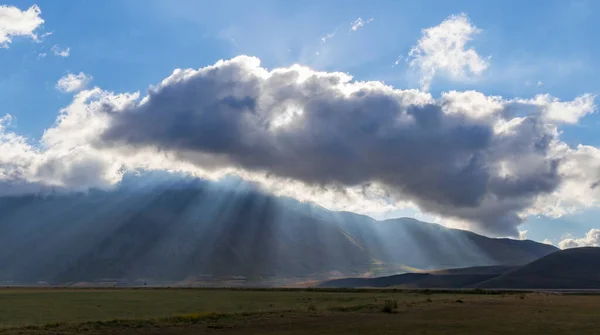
[319,265,514,289]
[0,177,558,285]
[321,248,600,289]
[475,247,600,289]
[431,265,517,275]
[332,215,556,270]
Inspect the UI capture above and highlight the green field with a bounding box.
[1,288,600,334]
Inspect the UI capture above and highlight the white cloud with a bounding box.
[0,115,39,184]
[56,72,92,93]
[38,52,46,58]
[526,80,544,87]
[393,55,403,67]
[542,238,554,246]
[320,29,337,43]
[441,90,503,120]
[408,13,488,91]
[0,56,599,237]
[350,17,373,31]
[0,4,44,48]
[0,88,139,196]
[526,143,600,218]
[558,229,600,249]
[51,44,70,57]
[514,93,596,124]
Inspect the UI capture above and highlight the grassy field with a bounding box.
[1,288,600,334]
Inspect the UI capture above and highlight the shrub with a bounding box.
[382,300,398,313]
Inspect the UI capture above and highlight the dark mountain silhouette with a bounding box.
[0,176,557,285]
[475,247,600,289]
[319,273,431,288]
[431,265,517,275]
[319,265,513,289]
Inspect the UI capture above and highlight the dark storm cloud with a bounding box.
[99,56,563,236]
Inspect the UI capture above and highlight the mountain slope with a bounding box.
[319,265,515,288]
[431,265,517,275]
[321,248,600,289]
[475,247,600,289]
[331,215,557,270]
[319,273,502,289]
[0,178,558,285]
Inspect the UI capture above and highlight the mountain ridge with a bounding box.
[0,178,558,285]
[320,248,600,290]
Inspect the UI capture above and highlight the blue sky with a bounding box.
[2,0,600,246]
[5,0,599,139]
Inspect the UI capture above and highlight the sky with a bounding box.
[1,0,600,248]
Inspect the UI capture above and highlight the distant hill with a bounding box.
[431,265,517,275]
[319,265,513,289]
[321,248,600,290]
[319,273,501,289]
[475,247,600,289]
[0,177,558,285]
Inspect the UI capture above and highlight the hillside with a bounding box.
[321,248,600,290]
[431,265,517,275]
[319,265,513,288]
[334,216,556,269]
[319,273,502,289]
[0,177,558,285]
[475,247,600,289]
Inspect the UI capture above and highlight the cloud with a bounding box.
[0,89,138,197]
[320,29,337,43]
[514,94,595,124]
[96,57,592,236]
[393,55,403,67]
[542,238,553,246]
[40,31,52,39]
[350,17,373,31]
[558,229,600,249]
[0,115,39,184]
[0,4,44,48]
[0,56,598,237]
[408,13,488,91]
[526,143,600,218]
[51,44,70,57]
[56,72,92,93]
